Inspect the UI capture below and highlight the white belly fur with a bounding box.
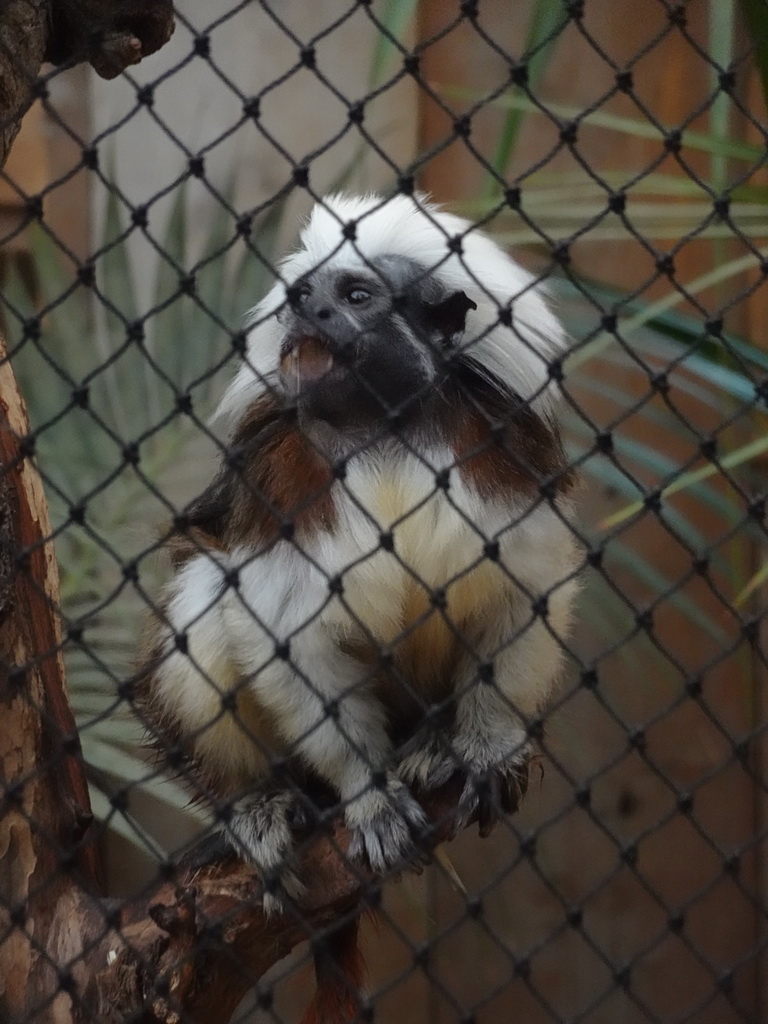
[310,448,578,687]
[156,447,579,785]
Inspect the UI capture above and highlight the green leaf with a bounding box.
[601,545,731,643]
[739,0,768,113]
[566,244,768,371]
[450,86,768,164]
[735,559,768,604]
[484,0,569,194]
[228,194,290,327]
[101,187,138,325]
[550,274,768,376]
[600,434,768,529]
[369,0,420,88]
[146,184,192,419]
[194,194,238,363]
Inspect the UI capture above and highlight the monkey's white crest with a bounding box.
[217,192,568,433]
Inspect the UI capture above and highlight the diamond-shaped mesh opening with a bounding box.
[0,1,767,1022]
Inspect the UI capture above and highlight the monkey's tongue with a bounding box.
[281,336,334,386]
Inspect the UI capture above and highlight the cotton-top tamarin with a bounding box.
[136,191,579,1022]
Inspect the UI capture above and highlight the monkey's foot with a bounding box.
[397,731,463,791]
[345,774,428,873]
[456,748,531,837]
[398,732,531,837]
[226,789,311,915]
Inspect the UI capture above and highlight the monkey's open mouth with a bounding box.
[280,334,335,389]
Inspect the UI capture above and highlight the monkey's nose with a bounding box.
[315,307,332,320]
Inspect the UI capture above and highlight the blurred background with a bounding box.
[1,1,767,1021]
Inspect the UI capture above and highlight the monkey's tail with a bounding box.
[300,916,366,1024]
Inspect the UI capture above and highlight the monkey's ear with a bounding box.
[423,290,477,339]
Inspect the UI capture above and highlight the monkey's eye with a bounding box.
[288,284,312,307]
[345,287,372,306]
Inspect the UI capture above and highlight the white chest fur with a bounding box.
[154,444,578,788]
[313,448,513,647]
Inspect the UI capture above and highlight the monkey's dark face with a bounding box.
[277,257,476,432]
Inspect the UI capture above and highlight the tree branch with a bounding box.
[0,1,49,170]
[0,333,104,1023]
[0,0,174,168]
[79,773,530,1024]
[45,0,175,79]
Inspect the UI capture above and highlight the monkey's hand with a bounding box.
[344,773,428,872]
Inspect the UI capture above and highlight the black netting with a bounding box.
[1,2,767,1022]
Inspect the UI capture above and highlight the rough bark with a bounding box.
[76,781,500,1024]
[0,0,174,168]
[0,3,175,1015]
[0,1,49,173]
[44,0,175,79]
[0,332,104,1022]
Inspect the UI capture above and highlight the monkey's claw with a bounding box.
[346,775,428,872]
[458,760,530,837]
[180,828,240,871]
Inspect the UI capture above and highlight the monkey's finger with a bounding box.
[500,767,527,814]
[346,829,366,866]
[180,828,238,870]
[477,773,502,838]
[261,861,308,918]
[405,835,433,870]
[286,795,321,836]
[348,826,386,872]
[455,776,480,833]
